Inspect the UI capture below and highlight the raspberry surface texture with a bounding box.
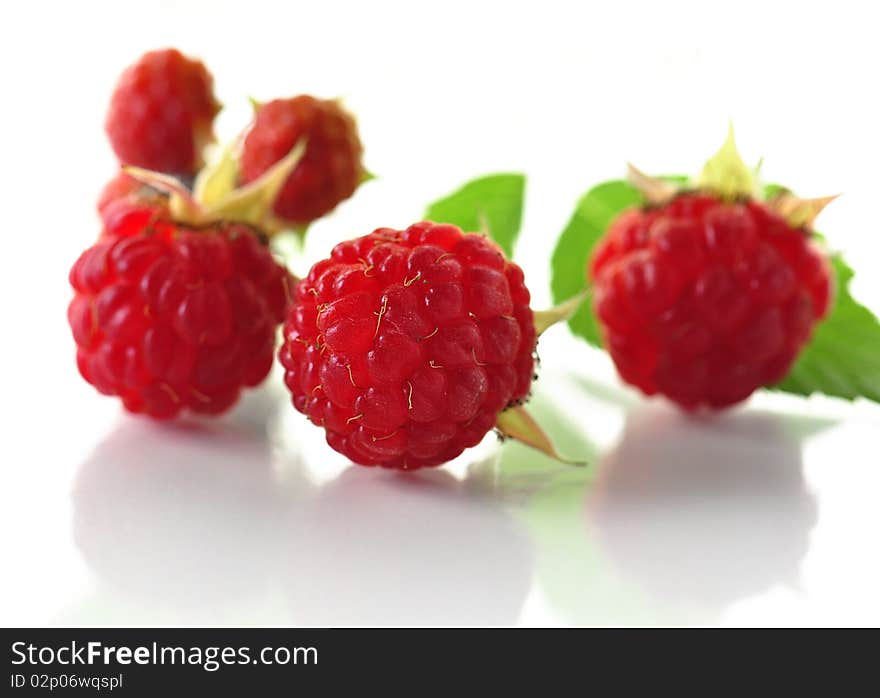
[240,96,364,227]
[589,193,833,409]
[69,217,292,418]
[279,222,537,469]
[105,48,219,177]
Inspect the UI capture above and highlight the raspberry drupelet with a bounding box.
[590,192,833,409]
[279,222,537,469]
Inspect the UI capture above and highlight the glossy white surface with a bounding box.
[1,0,879,627]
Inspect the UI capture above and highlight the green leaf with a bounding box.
[550,180,642,347]
[762,183,790,200]
[425,173,525,257]
[773,253,880,403]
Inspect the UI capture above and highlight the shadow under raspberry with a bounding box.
[587,406,824,615]
[504,380,829,624]
[66,385,532,626]
[281,465,533,626]
[69,412,288,624]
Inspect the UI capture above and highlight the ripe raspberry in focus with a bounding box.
[240,96,364,227]
[69,218,293,418]
[105,48,220,177]
[589,193,833,409]
[279,222,537,469]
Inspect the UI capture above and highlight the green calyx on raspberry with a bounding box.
[629,126,838,228]
[124,137,307,233]
[696,124,759,201]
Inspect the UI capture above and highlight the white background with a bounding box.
[0,0,878,626]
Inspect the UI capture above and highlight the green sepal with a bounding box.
[696,124,758,200]
[534,292,589,336]
[193,141,240,208]
[201,139,307,230]
[496,405,585,466]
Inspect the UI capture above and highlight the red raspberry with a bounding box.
[97,171,169,235]
[589,193,833,409]
[105,48,220,177]
[279,222,537,469]
[69,217,293,418]
[97,172,148,215]
[239,96,364,227]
